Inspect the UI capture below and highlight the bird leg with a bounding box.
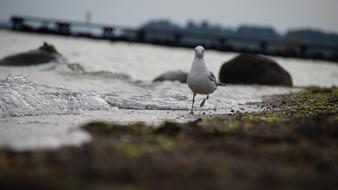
[200,94,209,107]
[190,93,196,114]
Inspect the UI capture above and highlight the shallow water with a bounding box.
[0,30,337,150]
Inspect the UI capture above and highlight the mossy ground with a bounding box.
[0,88,338,190]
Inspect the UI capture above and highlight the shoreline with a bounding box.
[1,87,337,189]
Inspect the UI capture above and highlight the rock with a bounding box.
[153,70,188,83]
[219,54,292,86]
[0,42,61,66]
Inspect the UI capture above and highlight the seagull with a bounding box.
[187,46,217,114]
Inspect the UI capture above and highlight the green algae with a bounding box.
[244,114,287,123]
[240,87,338,123]
[277,87,338,119]
[117,144,144,159]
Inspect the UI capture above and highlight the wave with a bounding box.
[48,62,132,81]
[0,75,192,118]
[0,75,112,118]
[103,81,190,110]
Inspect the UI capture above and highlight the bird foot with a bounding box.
[200,99,206,107]
[189,110,194,115]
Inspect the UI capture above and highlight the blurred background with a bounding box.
[1,0,338,32]
[1,0,338,61]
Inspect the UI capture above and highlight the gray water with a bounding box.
[0,30,337,150]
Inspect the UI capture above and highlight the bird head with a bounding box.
[194,46,205,58]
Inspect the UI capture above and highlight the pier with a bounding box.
[9,15,338,62]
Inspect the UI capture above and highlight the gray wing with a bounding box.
[208,71,217,86]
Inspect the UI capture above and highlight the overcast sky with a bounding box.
[1,0,337,33]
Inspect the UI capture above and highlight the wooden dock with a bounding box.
[9,15,338,62]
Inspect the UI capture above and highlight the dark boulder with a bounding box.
[153,70,188,83]
[219,54,292,86]
[0,42,61,66]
